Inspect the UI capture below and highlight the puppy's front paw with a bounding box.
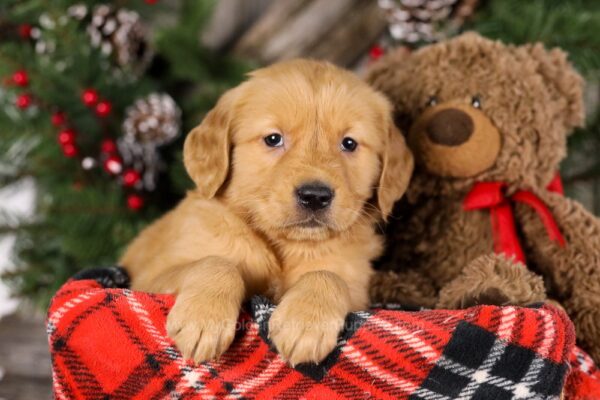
[268,299,344,366]
[166,293,239,363]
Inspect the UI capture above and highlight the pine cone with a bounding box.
[118,93,181,191]
[378,0,478,43]
[85,4,152,73]
[122,93,181,147]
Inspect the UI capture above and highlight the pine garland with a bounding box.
[468,0,600,73]
[0,0,249,307]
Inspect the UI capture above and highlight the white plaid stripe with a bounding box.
[455,340,509,398]
[370,315,439,360]
[515,357,548,397]
[253,303,275,325]
[343,343,419,394]
[537,308,556,359]
[574,348,592,373]
[409,387,454,400]
[429,349,553,399]
[52,369,69,400]
[225,358,286,399]
[124,290,216,399]
[451,308,518,398]
[47,292,96,335]
[496,306,517,341]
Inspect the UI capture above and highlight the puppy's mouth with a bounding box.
[284,216,330,230]
[296,217,326,228]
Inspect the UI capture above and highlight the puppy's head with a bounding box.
[184,60,413,241]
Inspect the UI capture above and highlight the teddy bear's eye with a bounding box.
[471,96,482,109]
[426,96,438,107]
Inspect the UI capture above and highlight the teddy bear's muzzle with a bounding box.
[426,108,474,146]
[408,101,501,178]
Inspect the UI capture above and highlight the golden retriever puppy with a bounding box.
[119,59,413,366]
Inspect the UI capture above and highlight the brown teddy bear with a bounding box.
[366,32,600,363]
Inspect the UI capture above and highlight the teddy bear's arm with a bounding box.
[516,193,600,363]
[369,269,438,308]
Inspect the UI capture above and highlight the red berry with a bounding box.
[62,143,78,158]
[18,24,33,39]
[100,138,117,154]
[12,70,28,87]
[15,93,32,109]
[122,169,141,187]
[57,129,76,145]
[127,194,144,211]
[103,155,123,175]
[369,45,385,61]
[51,112,66,126]
[95,100,112,117]
[81,88,99,106]
[144,0,158,4]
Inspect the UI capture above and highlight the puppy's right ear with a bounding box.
[184,88,240,198]
[376,123,414,222]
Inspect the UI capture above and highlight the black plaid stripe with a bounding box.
[72,266,130,288]
[249,296,371,381]
[410,322,567,400]
[51,293,172,399]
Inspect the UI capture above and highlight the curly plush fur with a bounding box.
[367,32,600,362]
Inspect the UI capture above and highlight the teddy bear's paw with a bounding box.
[437,285,511,309]
[436,253,547,309]
[369,270,437,308]
[565,294,600,365]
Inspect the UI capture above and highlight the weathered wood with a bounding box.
[308,0,387,66]
[0,313,51,379]
[0,374,53,400]
[233,0,385,66]
[201,0,274,50]
[264,0,356,61]
[0,312,53,399]
[233,0,316,60]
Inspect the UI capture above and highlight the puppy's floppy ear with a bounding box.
[377,123,414,221]
[184,88,240,198]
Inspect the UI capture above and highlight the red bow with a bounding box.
[463,174,566,264]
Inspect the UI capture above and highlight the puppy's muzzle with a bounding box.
[296,182,334,212]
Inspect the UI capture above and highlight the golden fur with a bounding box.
[120,59,413,365]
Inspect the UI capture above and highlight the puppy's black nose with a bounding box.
[296,183,334,211]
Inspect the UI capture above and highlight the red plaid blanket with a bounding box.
[47,267,600,399]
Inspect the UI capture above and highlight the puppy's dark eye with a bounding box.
[471,95,482,109]
[341,137,358,152]
[264,133,283,147]
[426,96,438,107]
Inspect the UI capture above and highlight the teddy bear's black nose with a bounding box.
[426,108,474,146]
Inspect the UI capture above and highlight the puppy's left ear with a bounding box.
[184,87,240,198]
[377,124,414,221]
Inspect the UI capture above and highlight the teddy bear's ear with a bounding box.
[520,43,585,131]
[365,47,412,94]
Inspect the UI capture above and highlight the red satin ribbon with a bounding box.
[463,174,566,264]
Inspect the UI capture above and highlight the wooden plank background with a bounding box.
[0,313,52,399]
[202,0,386,67]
